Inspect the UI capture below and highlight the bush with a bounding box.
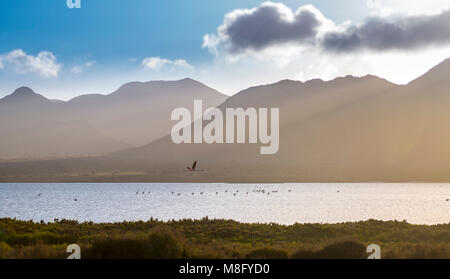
[85,227,184,259]
[0,242,11,259]
[1,218,449,259]
[11,241,64,259]
[145,228,184,258]
[245,248,288,259]
[292,241,366,259]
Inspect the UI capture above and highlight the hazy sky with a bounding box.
[1,0,450,99]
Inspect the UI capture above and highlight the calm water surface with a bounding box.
[0,183,449,225]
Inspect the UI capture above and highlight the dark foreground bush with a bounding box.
[84,227,184,259]
[292,241,366,259]
[1,218,449,259]
[245,248,289,259]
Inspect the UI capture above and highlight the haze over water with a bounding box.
[0,183,449,225]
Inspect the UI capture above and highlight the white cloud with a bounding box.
[141,57,193,70]
[70,60,96,74]
[0,49,61,78]
[70,65,83,74]
[84,60,96,67]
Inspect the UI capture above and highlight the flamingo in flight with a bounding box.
[187,161,197,172]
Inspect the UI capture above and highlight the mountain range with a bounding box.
[2,59,450,182]
[0,78,227,159]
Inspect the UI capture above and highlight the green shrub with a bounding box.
[85,227,184,259]
[0,242,11,259]
[0,218,448,259]
[292,241,366,259]
[245,248,289,259]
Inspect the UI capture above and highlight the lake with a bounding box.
[0,183,449,225]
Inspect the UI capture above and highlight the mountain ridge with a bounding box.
[2,59,450,182]
[0,86,51,105]
[0,78,227,159]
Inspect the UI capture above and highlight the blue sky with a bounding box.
[0,1,367,63]
[1,0,450,99]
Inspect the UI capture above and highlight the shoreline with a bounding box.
[1,174,449,183]
[0,216,450,227]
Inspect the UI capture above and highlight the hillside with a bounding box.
[3,60,450,181]
[0,79,227,159]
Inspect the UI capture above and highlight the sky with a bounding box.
[1,0,450,99]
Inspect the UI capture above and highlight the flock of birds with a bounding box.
[35,189,450,202]
[34,187,294,202]
[133,187,293,197]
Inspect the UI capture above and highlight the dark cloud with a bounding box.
[323,9,450,52]
[206,2,450,55]
[219,3,325,53]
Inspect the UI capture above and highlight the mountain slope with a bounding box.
[61,78,228,146]
[0,79,227,159]
[102,58,450,181]
[3,60,450,181]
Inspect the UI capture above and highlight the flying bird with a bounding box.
[187,161,197,171]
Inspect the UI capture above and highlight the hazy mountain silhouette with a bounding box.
[0,87,50,106]
[104,58,450,182]
[0,79,227,159]
[3,60,450,182]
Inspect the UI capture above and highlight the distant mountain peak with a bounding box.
[179,77,195,82]
[0,86,50,105]
[110,78,225,99]
[277,79,302,85]
[12,86,35,95]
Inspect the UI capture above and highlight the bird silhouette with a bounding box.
[187,161,197,171]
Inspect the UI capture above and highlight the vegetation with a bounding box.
[0,218,449,259]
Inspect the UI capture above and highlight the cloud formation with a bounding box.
[70,60,96,74]
[366,0,450,16]
[0,49,61,77]
[141,57,193,70]
[203,2,329,54]
[204,2,450,56]
[323,9,450,52]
